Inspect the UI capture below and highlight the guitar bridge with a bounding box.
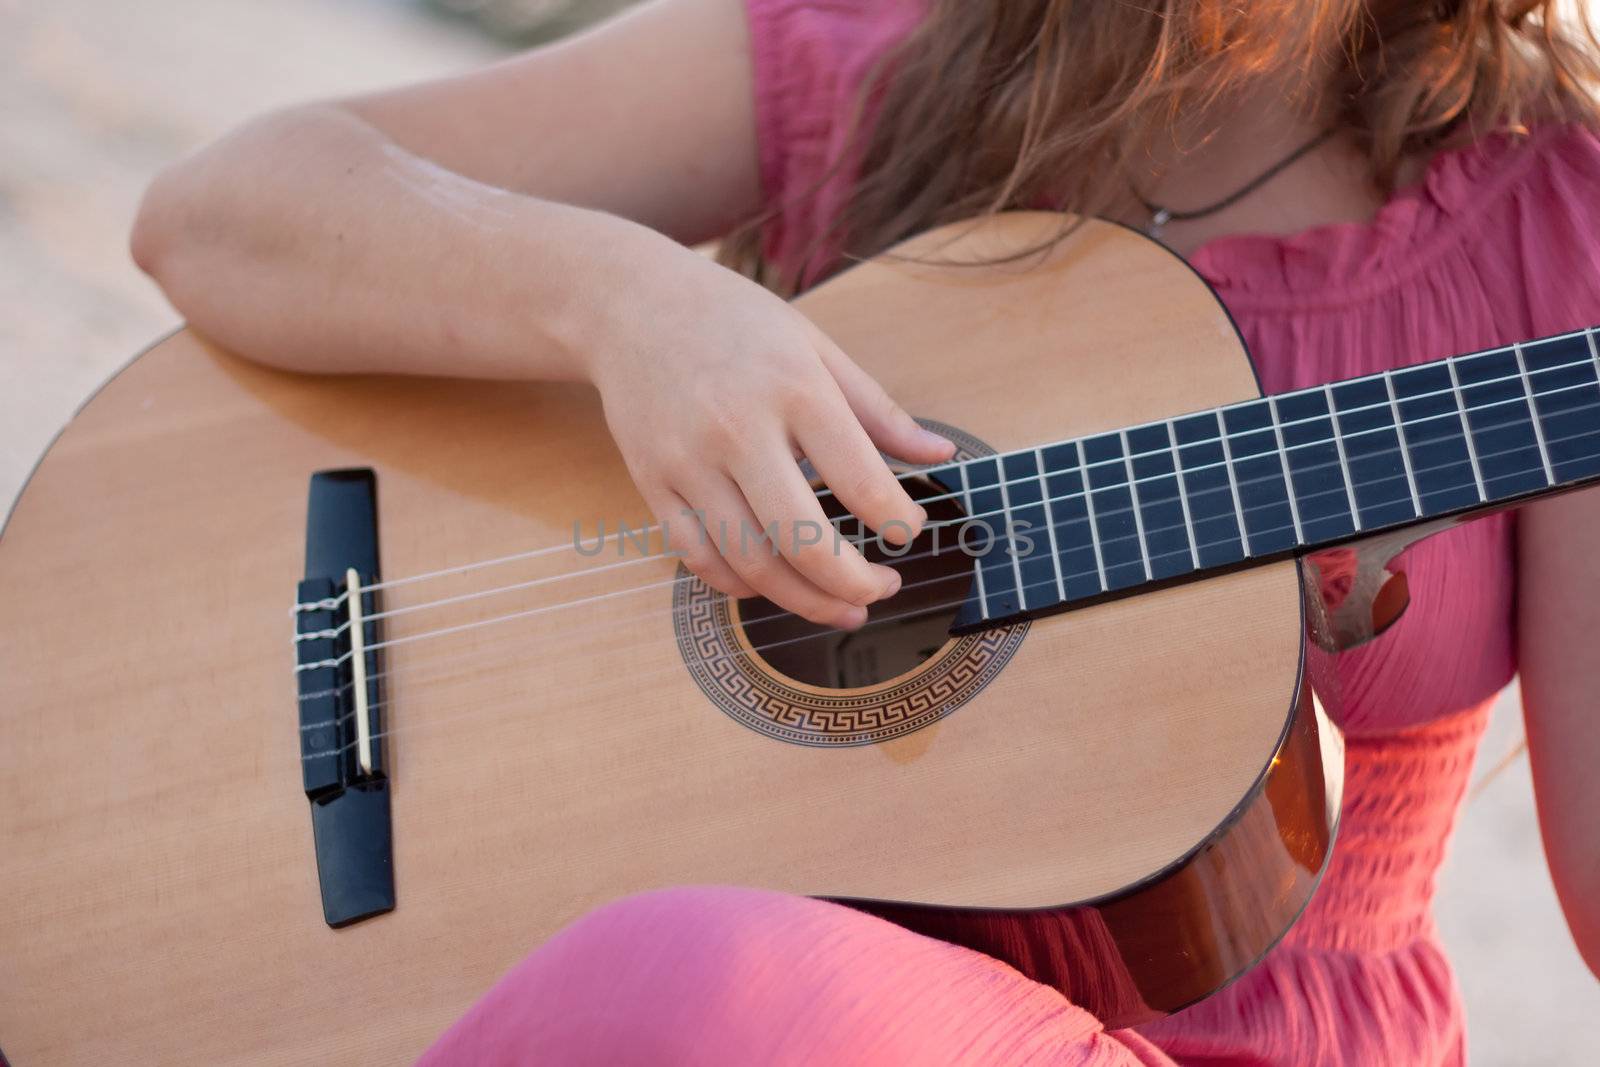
[292,469,395,928]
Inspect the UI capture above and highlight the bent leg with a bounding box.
[418,886,1172,1066]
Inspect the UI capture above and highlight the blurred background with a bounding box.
[2,1,1597,1061]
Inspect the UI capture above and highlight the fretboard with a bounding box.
[944,326,1600,633]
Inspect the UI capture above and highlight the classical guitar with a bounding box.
[4,214,1598,1063]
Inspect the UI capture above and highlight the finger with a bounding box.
[793,393,927,547]
[643,485,757,600]
[814,338,956,465]
[728,438,903,607]
[686,476,873,629]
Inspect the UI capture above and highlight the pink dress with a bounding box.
[419,3,1600,1062]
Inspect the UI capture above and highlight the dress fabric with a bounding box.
[418,2,1600,1062]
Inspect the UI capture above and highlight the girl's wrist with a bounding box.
[558,215,706,388]
[533,213,644,386]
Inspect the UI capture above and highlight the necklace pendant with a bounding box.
[1145,207,1172,241]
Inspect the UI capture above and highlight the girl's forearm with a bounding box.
[131,103,683,383]
[1517,493,1600,980]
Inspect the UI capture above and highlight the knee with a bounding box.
[479,886,832,1060]
[545,884,813,980]
[424,887,779,1064]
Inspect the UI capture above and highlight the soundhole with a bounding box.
[735,475,971,689]
[670,418,1027,746]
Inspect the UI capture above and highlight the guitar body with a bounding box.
[0,215,1340,1063]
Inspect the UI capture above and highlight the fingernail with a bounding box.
[840,605,868,630]
[916,428,955,453]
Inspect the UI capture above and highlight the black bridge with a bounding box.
[293,469,395,928]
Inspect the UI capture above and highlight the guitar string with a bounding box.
[297,433,1431,704]
[302,576,1003,758]
[299,336,1598,606]
[291,353,1600,653]
[298,563,983,730]
[293,362,1600,641]
[292,374,1600,665]
[300,421,1517,761]
[297,411,1560,731]
[298,355,1583,611]
[295,394,1600,678]
[296,422,1598,742]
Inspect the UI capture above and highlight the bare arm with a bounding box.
[1517,488,1600,978]
[130,0,761,381]
[131,0,952,628]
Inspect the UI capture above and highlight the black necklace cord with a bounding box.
[1133,127,1340,238]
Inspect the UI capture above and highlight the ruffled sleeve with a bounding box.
[744,0,926,289]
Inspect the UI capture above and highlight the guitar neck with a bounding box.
[949,326,1600,632]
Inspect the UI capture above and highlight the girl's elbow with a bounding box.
[1552,866,1600,981]
[130,162,194,289]
[1570,908,1600,982]
[130,177,169,281]
[130,154,250,324]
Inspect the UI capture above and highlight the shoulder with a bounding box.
[1488,124,1600,337]
[744,0,928,285]
[744,0,927,183]
[744,0,927,106]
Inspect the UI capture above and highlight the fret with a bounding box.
[1164,420,1202,570]
[1172,412,1247,567]
[1041,442,1104,600]
[1265,396,1305,544]
[1213,410,1252,555]
[957,460,990,618]
[1520,331,1600,482]
[1322,384,1362,530]
[1221,400,1297,556]
[1000,450,1059,610]
[1119,430,1153,581]
[1453,348,1550,499]
[1081,432,1146,591]
[1389,363,1481,516]
[962,455,1020,617]
[1329,376,1417,530]
[1273,388,1358,544]
[995,453,1029,609]
[1032,448,1068,603]
[1126,422,1195,580]
[1513,343,1557,484]
[1381,370,1423,516]
[1073,439,1109,593]
[1444,358,1488,502]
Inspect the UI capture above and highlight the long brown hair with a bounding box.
[723,0,1600,293]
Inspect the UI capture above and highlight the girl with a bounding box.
[132,0,1600,1061]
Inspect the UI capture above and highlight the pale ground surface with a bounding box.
[2,1,1597,1062]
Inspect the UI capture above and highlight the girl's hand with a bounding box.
[586,243,956,630]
